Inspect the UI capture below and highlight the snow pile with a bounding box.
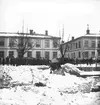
[8,66,33,84]
[61,63,82,76]
[0,64,100,105]
[0,86,100,105]
[0,66,12,87]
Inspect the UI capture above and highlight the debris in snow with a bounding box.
[0,66,12,88]
[37,65,50,70]
[34,82,46,87]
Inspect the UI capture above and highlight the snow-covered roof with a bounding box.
[61,33,100,45]
[84,33,100,37]
[0,32,61,39]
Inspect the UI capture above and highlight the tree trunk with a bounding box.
[17,50,25,58]
[20,52,25,58]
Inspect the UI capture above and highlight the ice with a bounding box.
[0,64,100,105]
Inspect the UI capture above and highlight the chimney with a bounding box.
[86,24,90,34]
[30,30,33,35]
[72,36,74,40]
[45,30,48,35]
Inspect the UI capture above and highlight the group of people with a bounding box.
[0,56,14,65]
[0,56,50,65]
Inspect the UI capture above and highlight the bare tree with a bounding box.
[59,42,68,59]
[52,39,68,59]
[9,33,35,58]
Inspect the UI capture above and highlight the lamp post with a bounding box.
[95,34,98,71]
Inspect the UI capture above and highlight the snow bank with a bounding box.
[0,64,100,105]
[61,63,82,76]
[0,87,100,105]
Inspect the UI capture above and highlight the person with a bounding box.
[0,57,2,65]
[10,55,15,65]
[5,56,10,65]
[2,57,5,65]
[49,58,61,74]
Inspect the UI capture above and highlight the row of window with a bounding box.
[65,40,100,51]
[0,38,59,48]
[0,51,58,59]
[67,51,100,59]
[18,51,57,59]
[67,41,81,51]
[84,40,100,48]
[0,51,14,58]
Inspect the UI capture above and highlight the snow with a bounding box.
[0,64,100,105]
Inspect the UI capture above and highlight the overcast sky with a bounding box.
[0,0,100,41]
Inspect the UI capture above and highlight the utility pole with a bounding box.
[62,24,64,43]
[27,24,28,33]
[95,34,98,71]
[67,34,70,42]
[22,19,24,34]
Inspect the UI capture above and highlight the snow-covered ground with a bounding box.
[0,64,100,105]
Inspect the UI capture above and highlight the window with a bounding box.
[9,51,14,57]
[79,41,81,48]
[72,43,74,49]
[0,40,4,46]
[45,40,50,48]
[71,52,75,58]
[91,51,95,58]
[0,51,4,58]
[73,52,75,58]
[53,52,57,58]
[83,51,89,58]
[98,41,100,48]
[18,51,22,58]
[70,44,72,50]
[45,51,49,59]
[27,39,33,47]
[76,43,77,49]
[36,51,41,59]
[78,52,81,58]
[84,40,89,47]
[36,40,41,48]
[98,51,100,56]
[28,42,32,47]
[18,38,24,47]
[27,51,32,57]
[72,43,75,49]
[91,41,96,48]
[9,38,16,47]
[53,40,58,48]
[68,54,70,58]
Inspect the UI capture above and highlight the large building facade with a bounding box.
[0,30,61,60]
[62,26,100,60]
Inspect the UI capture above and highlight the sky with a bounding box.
[0,0,100,41]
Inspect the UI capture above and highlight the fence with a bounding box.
[0,57,99,66]
[0,57,50,66]
[59,58,99,65]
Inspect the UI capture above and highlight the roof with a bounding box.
[84,33,100,37]
[62,33,100,45]
[0,32,61,39]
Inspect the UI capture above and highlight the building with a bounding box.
[62,25,100,60]
[0,30,61,60]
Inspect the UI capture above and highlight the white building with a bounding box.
[62,25,100,60]
[0,30,61,60]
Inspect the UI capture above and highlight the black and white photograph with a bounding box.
[0,0,100,105]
